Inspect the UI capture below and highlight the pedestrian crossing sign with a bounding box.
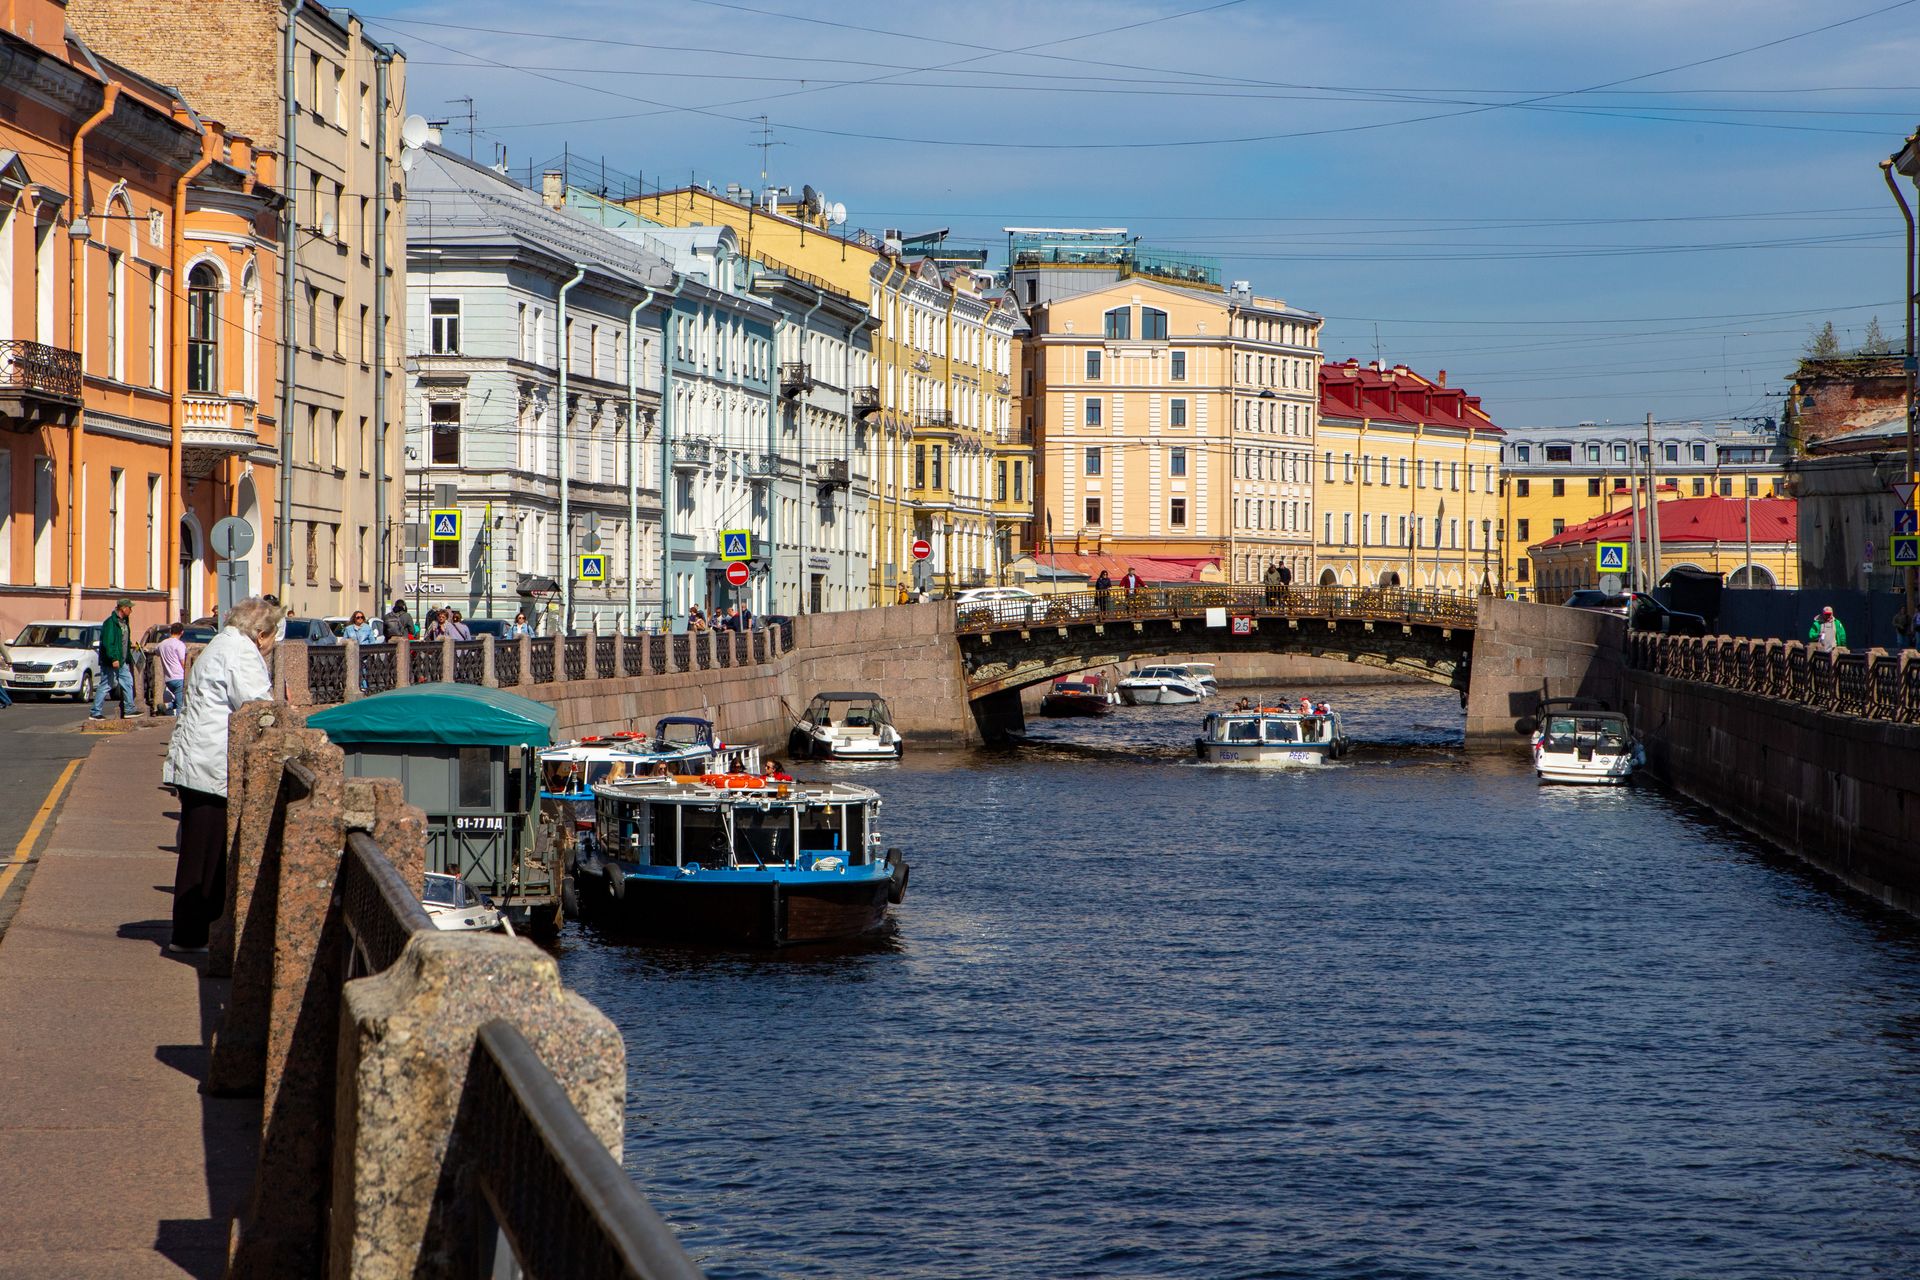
[1595,541,1628,573]
[1893,535,1920,568]
[578,553,607,581]
[429,509,461,542]
[719,529,752,562]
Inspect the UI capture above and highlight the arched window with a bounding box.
[1102,307,1130,340]
[187,262,220,393]
[1141,307,1168,340]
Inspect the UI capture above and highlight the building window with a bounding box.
[1141,308,1168,340]
[1170,350,1187,380]
[1586,443,1601,462]
[1551,478,1565,497]
[1170,398,1187,427]
[432,524,460,570]
[1516,519,1530,541]
[996,463,1007,502]
[104,249,122,380]
[1086,350,1101,379]
[914,445,926,489]
[1613,443,1628,462]
[1169,497,1187,527]
[1398,457,1408,487]
[1516,445,1531,463]
[1170,446,1187,477]
[931,445,943,490]
[1719,477,1733,496]
[1084,446,1102,476]
[1545,445,1571,463]
[1664,443,1679,463]
[1746,476,1759,496]
[1013,461,1024,502]
[429,401,461,465]
[1515,478,1530,497]
[187,263,220,392]
[1103,307,1130,340]
[305,522,318,585]
[1692,478,1706,496]
[1692,443,1707,462]
[1084,497,1102,526]
[1588,478,1601,496]
[1516,559,1530,582]
[1085,398,1102,427]
[429,298,461,354]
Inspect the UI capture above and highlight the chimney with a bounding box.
[541,170,565,211]
[1436,369,1447,386]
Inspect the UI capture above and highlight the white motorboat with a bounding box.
[1530,699,1644,785]
[1195,707,1349,767]
[1176,663,1219,694]
[788,691,904,760]
[1118,665,1206,705]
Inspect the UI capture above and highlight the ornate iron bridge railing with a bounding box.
[954,585,1480,634]
[1627,632,1920,725]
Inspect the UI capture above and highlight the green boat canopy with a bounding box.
[308,684,558,749]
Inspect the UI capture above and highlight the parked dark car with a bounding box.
[1563,590,1630,616]
[281,617,338,644]
[1627,592,1708,637]
[463,618,515,640]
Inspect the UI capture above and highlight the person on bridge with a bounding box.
[446,610,473,641]
[88,598,137,721]
[157,623,189,716]
[342,611,379,644]
[896,580,911,605]
[1095,568,1113,611]
[508,610,532,639]
[1808,606,1847,654]
[1264,562,1285,606]
[1122,567,1141,599]
[382,599,414,641]
[162,596,284,954]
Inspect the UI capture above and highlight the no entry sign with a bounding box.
[725,560,751,587]
[910,538,932,561]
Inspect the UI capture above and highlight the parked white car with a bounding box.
[1,621,103,701]
[954,585,1084,626]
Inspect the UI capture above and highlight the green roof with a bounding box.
[308,684,558,749]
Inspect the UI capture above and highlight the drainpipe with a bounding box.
[875,257,903,601]
[277,0,304,601]
[166,123,216,623]
[658,276,685,630]
[794,290,826,612]
[556,264,586,632]
[844,314,857,608]
[64,79,120,620]
[373,41,394,611]
[625,282,656,631]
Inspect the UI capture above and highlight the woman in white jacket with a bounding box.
[161,596,283,953]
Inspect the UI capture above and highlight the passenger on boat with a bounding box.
[1314,700,1331,716]
[1234,696,1253,711]
[1298,696,1313,714]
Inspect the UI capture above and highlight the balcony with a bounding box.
[815,459,850,490]
[917,410,955,432]
[670,437,711,471]
[0,340,83,431]
[746,452,780,485]
[852,385,880,418]
[182,395,261,477]
[778,361,814,399]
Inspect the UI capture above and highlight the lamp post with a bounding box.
[1883,151,1918,632]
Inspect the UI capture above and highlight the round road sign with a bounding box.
[910,537,932,561]
[725,560,751,587]
[210,517,255,561]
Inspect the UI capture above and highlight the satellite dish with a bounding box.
[830,201,847,227]
[319,211,336,239]
[400,113,431,150]
[400,150,416,174]
[801,184,820,215]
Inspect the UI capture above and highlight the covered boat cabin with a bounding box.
[595,780,880,872]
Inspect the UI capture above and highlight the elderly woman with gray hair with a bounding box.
[161,596,285,954]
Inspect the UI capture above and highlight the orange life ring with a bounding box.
[699,772,767,789]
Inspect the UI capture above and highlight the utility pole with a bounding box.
[1645,412,1662,592]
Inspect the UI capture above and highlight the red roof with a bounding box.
[1031,553,1216,584]
[1319,359,1502,435]
[1537,496,1796,549]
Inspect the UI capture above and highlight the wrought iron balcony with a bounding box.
[669,437,711,471]
[0,340,83,431]
[778,361,813,399]
[815,459,850,489]
[746,452,780,484]
[181,396,261,477]
[852,385,880,417]
[917,410,955,431]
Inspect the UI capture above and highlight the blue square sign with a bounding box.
[429,509,462,542]
[1595,541,1627,573]
[1896,509,1917,536]
[1893,535,1920,568]
[578,554,606,581]
[719,529,752,562]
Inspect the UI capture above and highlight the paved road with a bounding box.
[0,696,114,939]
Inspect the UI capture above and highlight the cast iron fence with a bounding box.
[1627,633,1920,724]
[953,584,1481,634]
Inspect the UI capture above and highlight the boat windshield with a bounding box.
[656,719,712,748]
[1264,719,1301,743]
[1542,715,1629,752]
[809,698,891,729]
[618,798,872,868]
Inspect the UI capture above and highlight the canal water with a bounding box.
[557,683,1920,1279]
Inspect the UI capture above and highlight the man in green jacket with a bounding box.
[89,597,138,720]
[1807,605,1847,654]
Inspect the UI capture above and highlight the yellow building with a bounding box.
[1314,361,1503,591]
[1498,420,1790,598]
[1528,496,1799,597]
[623,190,1025,599]
[1014,248,1321,580]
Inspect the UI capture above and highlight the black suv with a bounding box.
[1626,592,1708,636]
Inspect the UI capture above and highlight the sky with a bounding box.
[359,0,1920,429]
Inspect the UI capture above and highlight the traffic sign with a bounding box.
[725,560,751,587]
[578,553,606,581]
[1595,541,1628,573]
[1893,481,1918,507]
[910,537,932,562]
[210,516,254,561]
[719,529,752,562]
[430,509,462,542]
[1894,535,1920,568]
[1897,509,1918,536]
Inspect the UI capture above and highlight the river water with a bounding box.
[557,683,1920,1279]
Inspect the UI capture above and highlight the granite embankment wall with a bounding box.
[1465,598,1625,748]
[1624,662,1920,916]
[521,602,976,749]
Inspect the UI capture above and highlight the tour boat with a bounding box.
[1177,663,1220,694]
[1530,699,1644,785]
[1194,707,1350,767]
[1118,665,1206,705]
[1040,674,1114,717]
[787,691,904,760]
[576,774,910,947]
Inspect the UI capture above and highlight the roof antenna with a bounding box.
[1373,322,1382,367]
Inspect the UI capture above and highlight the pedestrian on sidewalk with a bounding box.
[89,597,137,720]
[446,609,473,641]
[161,596,283,954]
[1808,605,1847,654]
[0,630,11,709]
[381,598,414,641]
[157,623,189,716]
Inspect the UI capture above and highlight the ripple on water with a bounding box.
[558,683,1920,1280]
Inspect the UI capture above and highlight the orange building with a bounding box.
[0,0,279,639]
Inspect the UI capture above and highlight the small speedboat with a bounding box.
[1118,665,1205,705]
[1195,706,1349,767]
[1177,663,1219,695]
[1041,674,1113,717]
[1530,699,1643,785]
[422,871,504,932]
[788,691,904,760]
[577,774,909,946]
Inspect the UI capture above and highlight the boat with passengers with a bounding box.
[1194,704,1350,767]
[1041,673,1114,717]
[1530,698,1643,785]
[576,772,910,946]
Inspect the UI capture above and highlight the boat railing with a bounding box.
[211,710,707,1276]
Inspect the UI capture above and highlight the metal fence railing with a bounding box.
[410,643,443,686]
[453,641,486,686]
[307,646,347,704]
[564,637,587,681]
[954,584,1481,633]
[361,644,398,695]
[495,638,521,688]
[1628,632,1920,724]
[530,638,556,684]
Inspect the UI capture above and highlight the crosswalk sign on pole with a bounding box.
[1595,541,1628,573]
[578,553,606,581]
[1893,535,1920,568]
[429,509,462,543]
[719,529,752,562]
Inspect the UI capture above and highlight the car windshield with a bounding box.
[14,625,92,648]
